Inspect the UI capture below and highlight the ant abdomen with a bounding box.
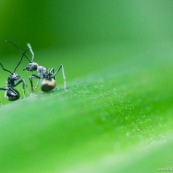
[5,89,20,101]
[41,79,56,92]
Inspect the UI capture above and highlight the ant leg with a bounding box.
[35,79,41,90]
[50,68,55,79]
[27,43,34,62]
[0,88,7,104]
[0,88,7,101]
[29,74,41,92]
[52,65,67,90]
[61,65,67,90]
[14,78,27,97]
[0,88,7,91]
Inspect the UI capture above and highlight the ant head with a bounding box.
[9,72,20,81]
[23,62,38,71]
[23,43,39,71]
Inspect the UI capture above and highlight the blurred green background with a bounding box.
[0,0,173,173]
[1,0,173,100]
[0,0,173,52]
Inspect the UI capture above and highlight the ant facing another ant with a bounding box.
[0,41,67,101]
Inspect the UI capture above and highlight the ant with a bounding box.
[0,48,28,101]
[6,40,67,93]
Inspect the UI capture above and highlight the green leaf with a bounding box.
[0,43,172,173]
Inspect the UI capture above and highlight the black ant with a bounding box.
[6,41,67,93]
[0,48,28,101]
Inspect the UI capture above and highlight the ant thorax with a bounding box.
[7,73,20,86]
[37,66,47,78]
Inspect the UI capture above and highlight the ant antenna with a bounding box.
[14,48,29,72]
[5,40,31,63]
[27,43,34,62]
[0,63,12,74]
